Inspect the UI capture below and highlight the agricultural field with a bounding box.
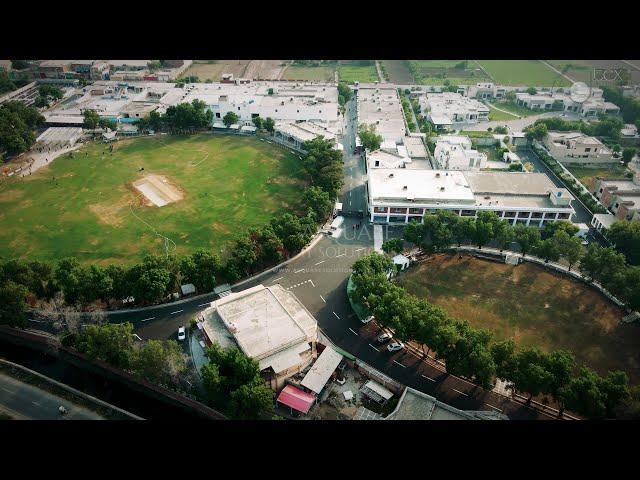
[397,254,640,384]
[545,60,594,83]
[408,60,490,85]
[476,60,570,87]
[381,60,414,84]
[337,61,379,83]
[0,134,306,265]
[566,164,632,191]
[281,65,336,81]
[181,60,251,81]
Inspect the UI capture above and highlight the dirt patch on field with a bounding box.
[88,195,130,227]
[132,174,184,207]
[211,222,232,234]
[0,189,25,202]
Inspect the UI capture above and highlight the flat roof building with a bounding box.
[367,169,574,225]
[433,135,487,170]
[386,387,508,420]
[356,86,406,144]
[544,131,614,165]
[420,92,490,130]
[200,284,318,390]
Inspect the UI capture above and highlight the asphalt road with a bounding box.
[99,96,553,420]
[0,372,104,420]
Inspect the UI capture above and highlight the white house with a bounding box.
[433,135,487,170]
[543,131,615,165]
[420,92,490,130]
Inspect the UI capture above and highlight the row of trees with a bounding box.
[398,211,640,310]
[201,344,275,419]
[34,84,64,109]
[602,86,640,128]
[70,322,187,390]
[0,100,44,158]
[135,99,213,133]
[349,253,630,418]
[524,116,625,142]
[606,219,640,266]
[82,109,116,131]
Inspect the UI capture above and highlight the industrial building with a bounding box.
[199,284,318,390]
[366,169,575,225]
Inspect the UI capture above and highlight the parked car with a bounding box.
[387,341,405,353]
[377,332,392,344]
[177,326,186,341]
[361,315,374,324]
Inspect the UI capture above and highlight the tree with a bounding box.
[223,111,239,127]
[230,233,258,275]
[128,257,172,304]
[0,281,29,328]
[358,123,383,151]
[524,122,548,142]
[491,339,517,381]
[301,137,344,198]
[302,186,333,222]
[263,117,275,133]
[382,238,404,255]
[607,220,640,265]
[494,220,514,252]
[580,244,626,285]
[512,347,552,403]
[526,87,537,95]
[471,211,500,249]
[403,220,426,247]
[180,249,220,293]
[536,237,561,263]
[554,230,584,271]
[0,72,17,94]
[513,224,541,257]
[508,163,523,171]
[74,322,136,370]
[83,109,101,129]
[54,257,85,305]
[131,339,185,387]
[598,370,630,418]
[559,367,607,419]
[0,101,44,156]
[252,116,263,130]
[337,82,352,106]
[545,350,576,416]
[543,220,578,238]
[228,381,275,420]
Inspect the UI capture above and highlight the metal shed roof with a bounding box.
[300,346,343,394]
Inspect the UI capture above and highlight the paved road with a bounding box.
[0,372,104,420]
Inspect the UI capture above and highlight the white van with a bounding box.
[330,216,344,230]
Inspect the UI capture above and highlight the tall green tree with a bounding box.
[0,281,29,328]
[358,123,383,151]
[607,220,640,265]
[74,322,136,370]
[302,186,333,222]
[223,111,239,127]
[513,224,541,258]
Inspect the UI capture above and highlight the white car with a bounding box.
[387,341,405,353]
[377,332,392,344]
[177,326,186,341]
[361,315,374,324]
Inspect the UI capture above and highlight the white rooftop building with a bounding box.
[200,284,318,390]
[420,92,490,130]
[433,135,487,170]
[356,85,406,144]
[515,89,620,118]
[543,131,614,165]
[367,169,574,226]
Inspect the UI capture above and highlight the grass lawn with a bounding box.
[566,164,632,191]
[396,254,640,384]
[281,65,335,81]
[477,60,570,87]
[337,62,379,83]
[486,104,519,121]
[493,101,544,117]
[0,134,306,265]
[545,60,594,83]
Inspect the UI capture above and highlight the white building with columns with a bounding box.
[366,169,574,225]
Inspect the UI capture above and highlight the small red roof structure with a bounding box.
[277,385,316,414]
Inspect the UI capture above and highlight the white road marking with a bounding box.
[393,360,407,368]
[421,374,436,382]
[198,303,211,307]
[485,403,502,412]
[1,387,15,394]
[452,388,469,397]
[348,328,358,336]
[170,310,184,315]
[333,311,340,319]
[320,295,326,303]
[271,276,283,282]
[294,269,304,273]
[368,344,379,352]
[336,253,346,258]
[133,334,143,341]
[355,248,365,252]
[141,317,155,322]
[32,401,41,406]
[309,280,315,287]
[315,260,325,265]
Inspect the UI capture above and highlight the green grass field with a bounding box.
[281,65,336,81]
[493,100,545,117]
[545,60,594,83]
[337,62,379,83]
[0,135,306,265]
[486,104,519,121]
[477,60,570,87]
[397,254,640,384]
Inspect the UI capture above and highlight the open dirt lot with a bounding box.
[396,253,640,384]
[183,60,288,81]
